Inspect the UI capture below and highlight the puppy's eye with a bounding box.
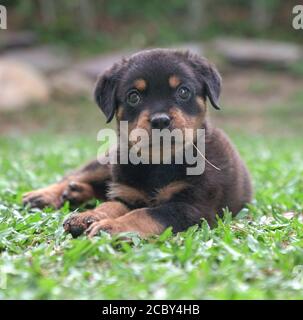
[177,86,191,100]
[126,90,141,106]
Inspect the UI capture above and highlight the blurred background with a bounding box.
[0,0,303,138]
[1,1,303,301]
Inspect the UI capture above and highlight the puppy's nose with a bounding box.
[150,113,171,129]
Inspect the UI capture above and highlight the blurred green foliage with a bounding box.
[4,0,302,53]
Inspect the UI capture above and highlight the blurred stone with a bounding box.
[2,46,71,74]
[50,70,94,97]
[170,42,204,56]
[214,38,302,67]
[0,31,38,51]
[0,59,49,111]
[76,50,134,79]
[283,212,295,219]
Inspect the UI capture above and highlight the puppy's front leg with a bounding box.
[86,202,205,238]
[23,158,111,209]
[63,201,129,238]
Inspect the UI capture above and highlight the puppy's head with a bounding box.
[94,49,221,136]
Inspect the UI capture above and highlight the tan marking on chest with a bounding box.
[108,183,149,205]
[154,181,189,204]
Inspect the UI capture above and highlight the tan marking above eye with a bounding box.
[169,75,181,89]
[134,79,147,91]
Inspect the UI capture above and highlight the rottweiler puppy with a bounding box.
[23,49,252,238]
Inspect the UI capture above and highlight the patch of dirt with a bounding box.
[221,69,303,109]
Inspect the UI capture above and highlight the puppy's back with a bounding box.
[206,127,253,215]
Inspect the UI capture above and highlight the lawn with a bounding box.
[0,85,303,299]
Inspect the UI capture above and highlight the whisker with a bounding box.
[191,142,221,171]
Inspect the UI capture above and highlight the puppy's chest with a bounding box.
[110,163,189,208]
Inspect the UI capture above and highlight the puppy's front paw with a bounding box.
[63,211,107,238]
[85,219,122,238]
[23,185,64,209]
[61,181,94,206]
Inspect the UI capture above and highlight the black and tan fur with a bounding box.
[23,49,252,238]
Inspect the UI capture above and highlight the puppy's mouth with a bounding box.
[128,126,195,149]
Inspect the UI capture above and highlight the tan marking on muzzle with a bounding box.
[128,110,151,134]
[126,110,151,150]
[169,107,205,132]
[169,107,206,147]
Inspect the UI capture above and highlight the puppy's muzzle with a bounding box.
[150,113,171,129]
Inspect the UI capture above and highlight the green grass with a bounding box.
[0,132,303,299]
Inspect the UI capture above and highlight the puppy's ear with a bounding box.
[94,61,126,123]
[185,52,222,110]
[203,64,221,110]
